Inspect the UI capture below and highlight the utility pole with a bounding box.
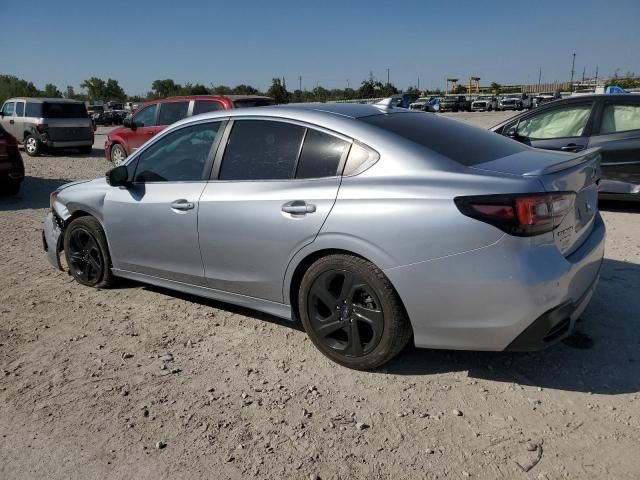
[299,76,302,91]
[386,68,390,85]
[417,76,420,91]
[582,66,586,83]
[570,52,576,87]
[595,66,599,85]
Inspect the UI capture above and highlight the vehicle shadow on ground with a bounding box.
[0,176,74,211]
[385,258,640,395]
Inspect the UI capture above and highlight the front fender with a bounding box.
[43,211,63,270]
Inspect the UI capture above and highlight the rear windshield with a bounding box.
[42,102,88,118]
[360,113,526,166]
[233,99,275,108]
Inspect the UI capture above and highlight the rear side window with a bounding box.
[296,129,349,178]
[25,102,42,117]
[600,103,640,134]
[158,101,189,125]
[219,120,305,180]
[15,102,24,117]
[193,100,224,115]
[42,102,88,118]
[361,113,526,166]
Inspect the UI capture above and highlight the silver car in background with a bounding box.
[42,104,605,370]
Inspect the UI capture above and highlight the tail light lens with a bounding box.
[455,192,576,237]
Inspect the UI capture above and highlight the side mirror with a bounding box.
[506,127,520,139]
[106,165,130,187]
[123,116,137,130]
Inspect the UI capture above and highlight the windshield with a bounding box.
[505,94,521,99]
[42,102,88,118]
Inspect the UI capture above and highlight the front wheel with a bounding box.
[299,254,412,370]
[110,143,127,166]
[63,216,115,288]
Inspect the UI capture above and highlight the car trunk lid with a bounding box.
[471,147,601,256]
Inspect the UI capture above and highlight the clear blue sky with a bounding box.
[1,0,639,95]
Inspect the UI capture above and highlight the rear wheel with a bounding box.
[299,254,412,370]
[24,134,41,156]
[64,216,115,288]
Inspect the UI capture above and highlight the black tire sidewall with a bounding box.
[63,217,113,288]
[24,134,40,157]
[298,255,408,370]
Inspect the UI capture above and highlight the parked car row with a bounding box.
[92,110,128,126]
[0,123,24,195]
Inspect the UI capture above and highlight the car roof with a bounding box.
[4,97,85,104]
[143,94,273,104]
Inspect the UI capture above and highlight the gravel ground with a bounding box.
[1,113,639,480]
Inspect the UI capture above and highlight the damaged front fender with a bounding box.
[42,211,63,270]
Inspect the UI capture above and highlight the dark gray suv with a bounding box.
[0,98,94,156]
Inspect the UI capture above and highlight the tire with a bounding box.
[488,105,493,111]
[298,254,412,370]
[110,143,127,166]
[24,134,42,157]
[63,216,115,288]
[78,146,92,154]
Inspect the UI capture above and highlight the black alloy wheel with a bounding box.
[307,269,384,357]
[299,254,412,370]
[67,227,104,284]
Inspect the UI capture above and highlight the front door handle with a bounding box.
[282,201,316,215]
[170,199,195,211]
[9,120,14,124]
[147,130,155,135]
[560,144,585,152]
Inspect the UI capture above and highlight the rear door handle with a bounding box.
[282,201,316,215]
[170,199,195,211]
[560,144,585,152]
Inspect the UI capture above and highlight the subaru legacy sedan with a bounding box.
[43,104,605,370]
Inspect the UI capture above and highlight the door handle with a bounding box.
[147,131,155,135]
[282,201,316,215]
[170,199,195,211]
[560,144,585,152]
[9,120,14,124]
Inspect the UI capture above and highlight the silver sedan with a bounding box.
[43,104,605,370]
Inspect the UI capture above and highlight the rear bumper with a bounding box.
[44,139,93,148]
[385,213,605,351]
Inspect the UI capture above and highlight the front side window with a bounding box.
[158,101,190,125]
[133,104,158,127]
[2,102,15,116]
[193,100,224,115]
[15,102,24,117]
[600,103,640,134]
[133,122,221,183]
[219,120,305,180]
[516,104,592,139]
[296,129,349,179]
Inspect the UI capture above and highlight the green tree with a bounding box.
[81,77,107,100]
[182,83,209,95]
[42,83,62,98]
[151,79,182,98]
[104,78,126,101]
[357,79,377,98]
[232,84,260,95]
[0,75,39,104]
[209,84,233,95]
[489,82,502,93]
[267,78,290,104]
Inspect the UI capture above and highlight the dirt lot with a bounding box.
[1,113,639,480]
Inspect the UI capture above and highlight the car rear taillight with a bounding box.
[455,192,576,237]
[36,122,49,132]
[0,134,18,146]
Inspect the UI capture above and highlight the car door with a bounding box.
[12,101,25,139]
[198,119,350,302]
[502,101,595,152]
[0,101,16,136]
[104,120,224,284]
[127,103,161,153]
[589,98,640,191]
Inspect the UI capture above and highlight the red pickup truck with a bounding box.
[105,95,274,164]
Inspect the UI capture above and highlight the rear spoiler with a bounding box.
[523,147,601,176]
